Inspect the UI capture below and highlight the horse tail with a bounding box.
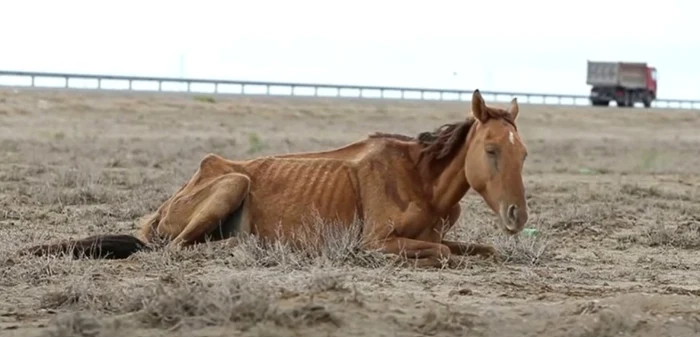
[19,234,151,260]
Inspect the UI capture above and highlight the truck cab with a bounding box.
[646,67,658,99]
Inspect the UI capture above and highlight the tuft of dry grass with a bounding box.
[43,312,118,337]
[640,221,700,249]
[40,272,351,336]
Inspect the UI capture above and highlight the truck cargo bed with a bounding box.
[586,61,648,89]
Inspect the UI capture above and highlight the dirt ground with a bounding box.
[1,88,700,337]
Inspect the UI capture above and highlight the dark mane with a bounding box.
[368,109,515,163]
[417,117,475,163]
[368,117,475,163]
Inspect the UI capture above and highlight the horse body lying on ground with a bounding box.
[23,90,529,268]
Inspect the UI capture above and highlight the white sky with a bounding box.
[2,0,699,99]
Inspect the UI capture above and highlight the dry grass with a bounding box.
[2,88,700,336]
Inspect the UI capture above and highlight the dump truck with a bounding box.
[586,61,657,108]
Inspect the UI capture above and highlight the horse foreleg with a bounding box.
[168,173,251,248]
[372,237,452,268]
[439,204,497,258]
[440,240,496,258]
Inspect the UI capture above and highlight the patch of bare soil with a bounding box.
[2,88,700,336]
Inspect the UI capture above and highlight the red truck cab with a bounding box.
[646,67,658,98]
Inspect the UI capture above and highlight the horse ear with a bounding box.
[471,89,489,123]
[508,97,519,120]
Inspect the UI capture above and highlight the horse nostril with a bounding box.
[507,205,518,222]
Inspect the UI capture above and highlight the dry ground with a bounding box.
[1,88,700,337]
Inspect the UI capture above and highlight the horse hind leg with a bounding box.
[168,173,251,248]
[204,197,249,243]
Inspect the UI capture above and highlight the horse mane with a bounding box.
[368,109,515,164]
[416,118,475,162]
[368,117,475,163]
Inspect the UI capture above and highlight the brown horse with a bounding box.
[22,90,529,267]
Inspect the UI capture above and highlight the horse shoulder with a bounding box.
[354,142,423,203]
[350,141,441,235]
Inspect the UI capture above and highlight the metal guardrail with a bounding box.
[1,70,698,110]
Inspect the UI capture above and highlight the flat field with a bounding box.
[1,88,700,337]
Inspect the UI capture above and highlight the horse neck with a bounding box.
[423,138,471,214]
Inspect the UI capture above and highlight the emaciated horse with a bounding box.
[22,90,529,268]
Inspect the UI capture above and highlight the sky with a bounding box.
[1,0,699,100]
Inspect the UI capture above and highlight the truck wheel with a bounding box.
[617,91,632,108]
[643,98,652,108]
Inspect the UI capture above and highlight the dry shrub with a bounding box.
[412,306,481,335]
[43,312,120,337]
[226,212,391,270]
[641,221,700,249]
[451,214,553,266]
[135,276,341,330]
[40,272,349,334]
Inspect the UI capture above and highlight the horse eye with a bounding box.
[485,148,497,156]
